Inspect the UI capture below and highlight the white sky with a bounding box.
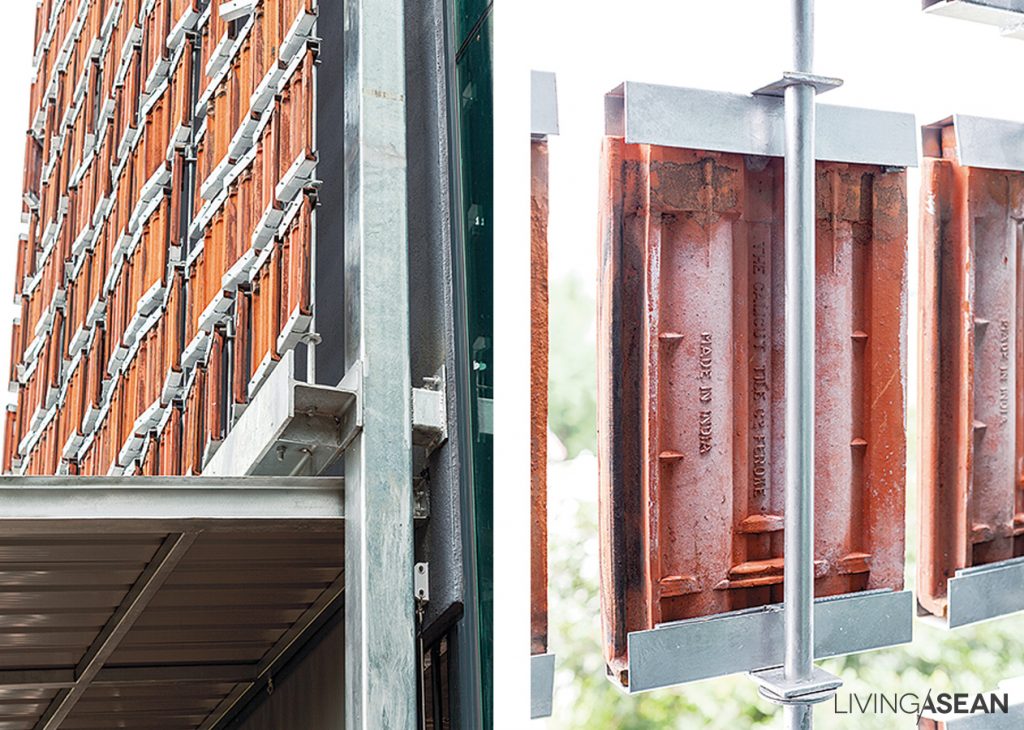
[528,0,1024,285]
[0,4,40,403]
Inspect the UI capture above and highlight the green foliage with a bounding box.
[548,276,597,459]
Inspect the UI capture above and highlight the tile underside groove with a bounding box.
[0,0,333,728]
[598,139,908,684]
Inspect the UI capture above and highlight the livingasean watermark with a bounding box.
[833,689,1010,722]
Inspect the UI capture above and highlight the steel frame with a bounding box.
[4,0,419,726]
[605,77,917,696]
[603,7,916,722]
[0,475,345,728]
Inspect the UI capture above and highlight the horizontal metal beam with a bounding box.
[923,115,1024,172]
[948,556,1024,628]
[625,590,914,693]
[605,82,918,167]
[0,476,344,533]
[0,664,257,691]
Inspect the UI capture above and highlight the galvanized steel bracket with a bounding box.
[531,653,555,719]
[202,352,362,477]
[749,666,842,706]
[412,366,448,454]
[752,71,843,98]
[623,589,913,693]
[943,556,1024,628]
[414,562,429,603]
[923,114,1024,172]
[219,0,256,23]
[531,71,560,139]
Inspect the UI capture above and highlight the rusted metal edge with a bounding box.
[624,589,913,694]
[923,115,1024,172]
[531,71,559,139]
[604,82,917,167]
[946,556,1024,628]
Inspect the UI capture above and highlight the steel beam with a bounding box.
[343,0,416,725]
[202,351,361,478]
[604,82,917,168]
[0,664,258,691]
[34,532,198,730]
[0,476,344,533]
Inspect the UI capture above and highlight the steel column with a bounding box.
[784,1,818,728]
[343,0,416,727]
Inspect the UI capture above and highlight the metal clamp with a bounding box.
[412,367,448,453]
[750,666,841,706]
[414,563,429,603]
[753,71,843,98]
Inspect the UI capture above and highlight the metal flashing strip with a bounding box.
[923,114,1024,172]
[625,590,913,694]
[531,71,559,139]
[605,81,918,167]
[923,0,1024,26]
[947,556,1024,628]
[531,653,555,719]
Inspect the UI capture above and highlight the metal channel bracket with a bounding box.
[945,556,1024,628]
[625,590,913,694]
[604,81,918,168]
[203,351,361,477]
[531,654,555,719]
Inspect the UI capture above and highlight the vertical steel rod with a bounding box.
[783,0,816,728]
